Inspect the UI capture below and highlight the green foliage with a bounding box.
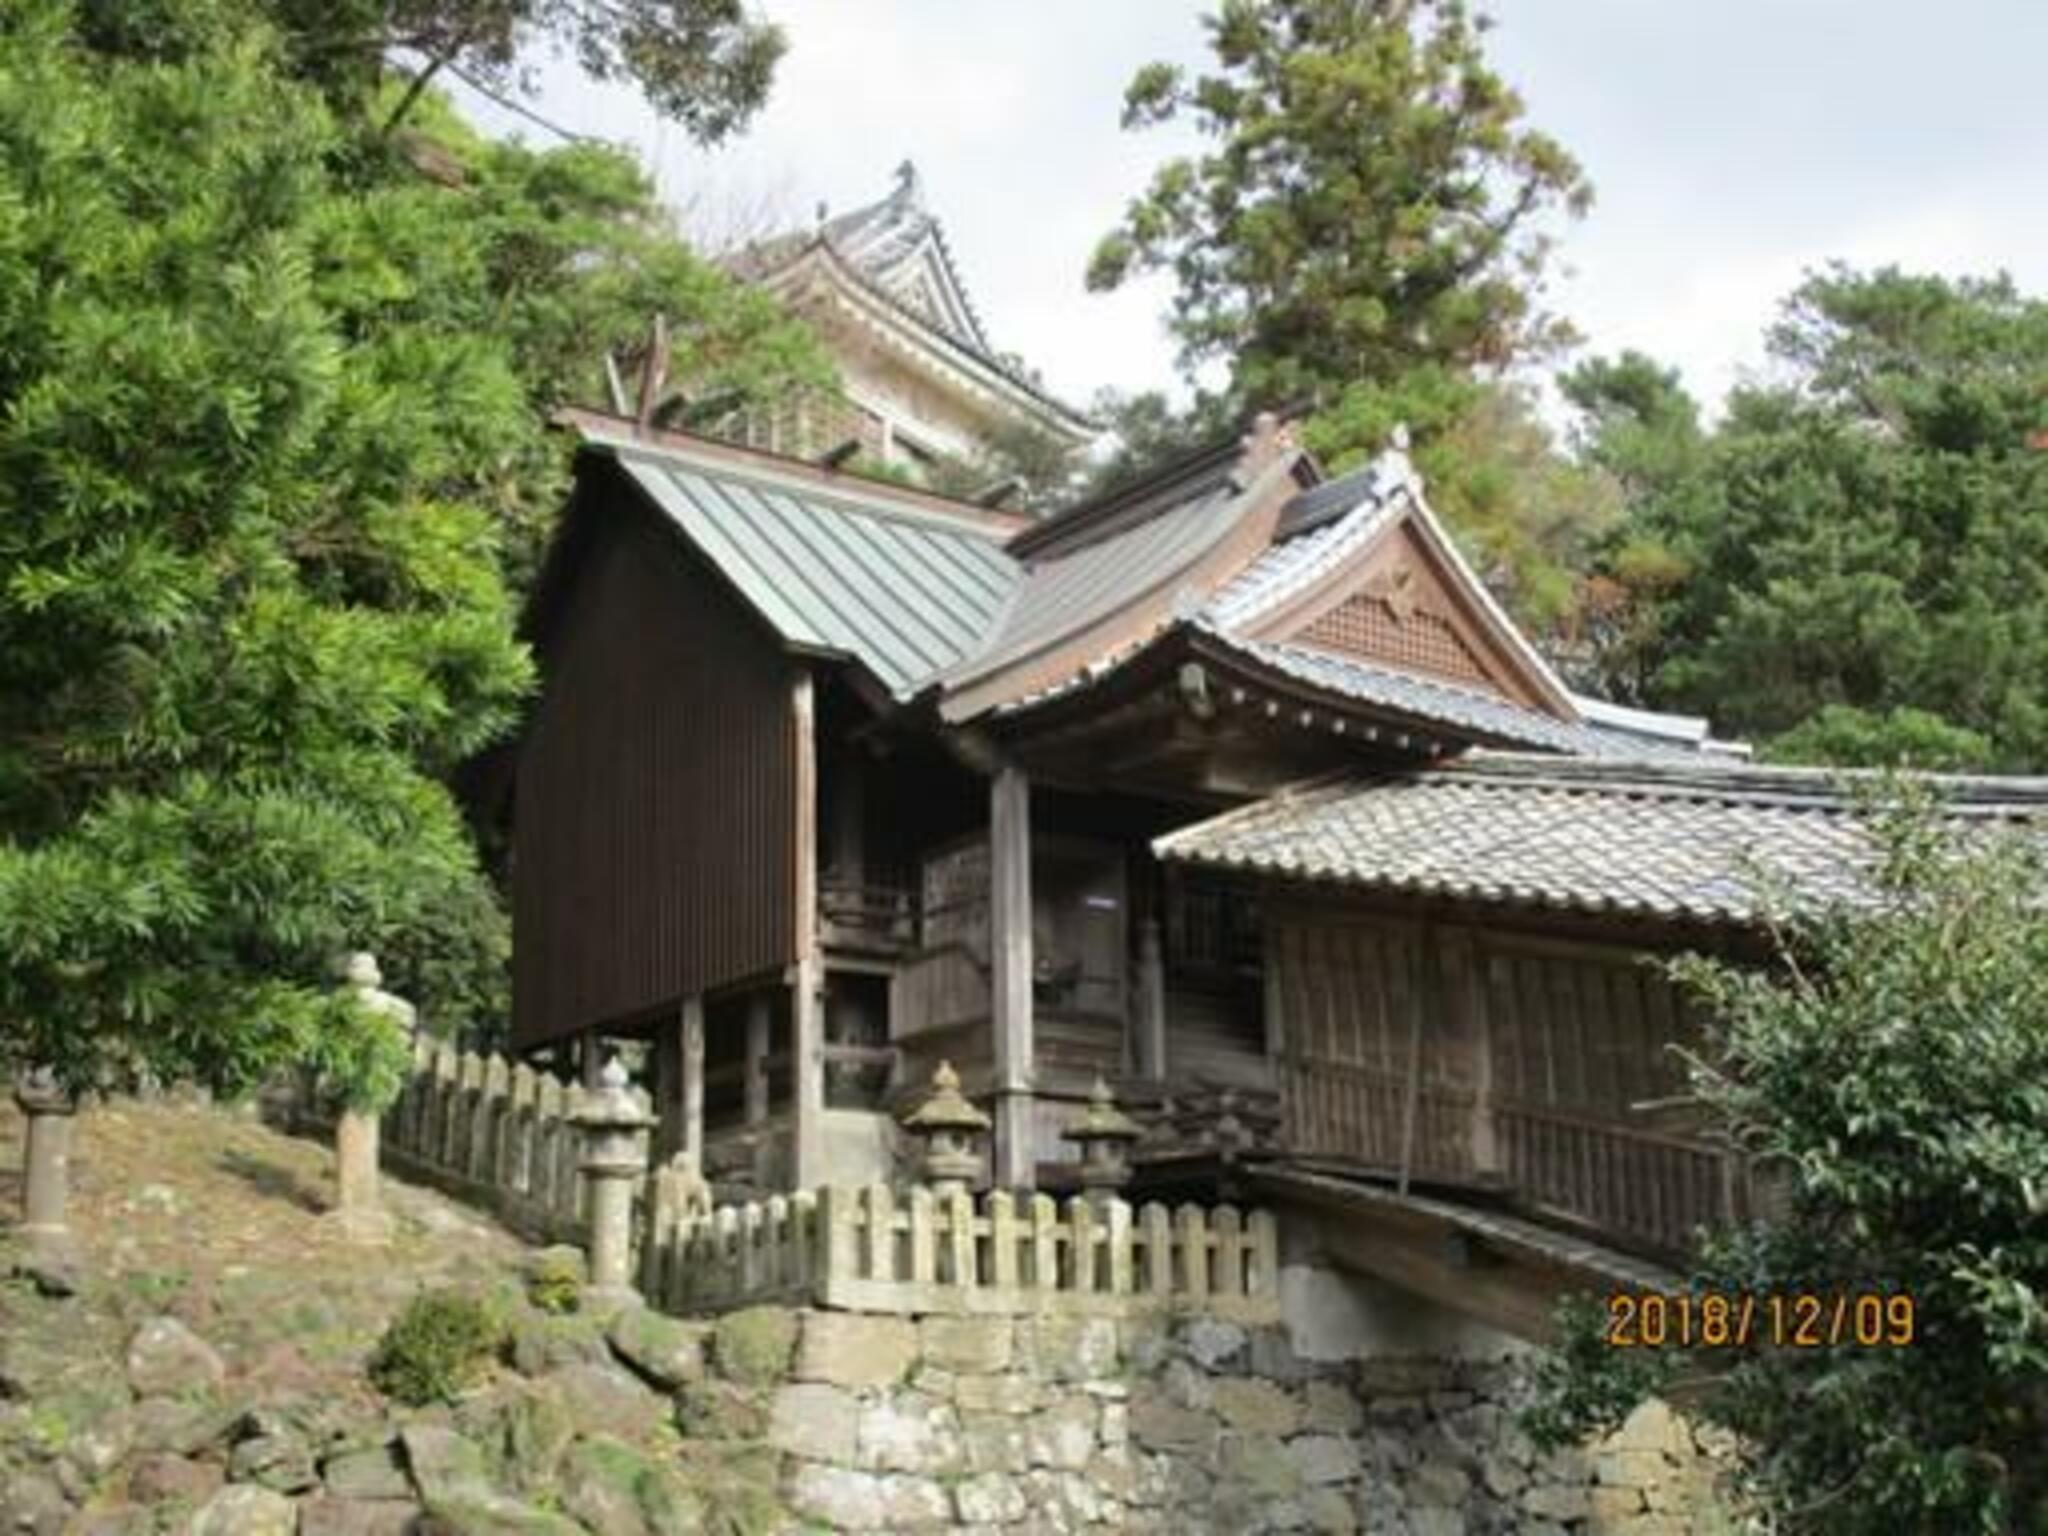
[1088,1,1602,632]
[1570,268,2048,768]
[1,2,831,1090]
[1090,0,1591,402]
[1767,705,1996,773]
[83,0,786,144]
[922,420,1085,515]
[0,2,540,1093]
[1074,388,1228,501]
[350,94,834,578]
[1310,372,1623,633]
[1520,1294,1676,1452]
[368,1288,504,1404]
[1528,791,2048,1532]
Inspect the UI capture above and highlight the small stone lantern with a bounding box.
[571,1056,654,1310]
[900,1061,990,1199]
[1062,1075,1142,1207]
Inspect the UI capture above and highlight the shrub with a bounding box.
[367,1289,503,1405]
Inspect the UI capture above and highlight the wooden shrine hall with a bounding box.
[485,405,2048,1310]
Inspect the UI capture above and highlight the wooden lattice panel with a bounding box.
[1297,590,1495,690]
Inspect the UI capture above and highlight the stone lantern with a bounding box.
[324,951,416,1244]
[571,1056,654,1310]
[1062,1075,1142,1207]
[900,1061,990,1199]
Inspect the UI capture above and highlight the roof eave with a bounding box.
[764,245,1098,439]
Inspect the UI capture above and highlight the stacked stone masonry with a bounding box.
[684,1303,1737,1535]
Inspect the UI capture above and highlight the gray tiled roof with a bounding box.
[1203,467,1406,633]
[1210,632,1700,760]
[607,439,1019,699]
[1155,753,2048,923]
[730,165,1090,431]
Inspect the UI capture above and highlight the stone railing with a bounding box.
[642,1180,1281,1323]
[381,1039,596,1246]
[642,1175,818,1313]
[279,1035,1284,1327]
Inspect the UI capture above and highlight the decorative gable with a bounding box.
[1248,517,1562,715]
[1296,577,1496,691]
[878,235,987,352]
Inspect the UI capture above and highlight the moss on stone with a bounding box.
[711,1306,797,1386]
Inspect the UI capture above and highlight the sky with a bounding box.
[453,1,2048,422]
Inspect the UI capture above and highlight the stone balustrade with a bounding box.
[643,1180,1281,1323]
[380,1038,596,1246]
[276,1041,1287,1328]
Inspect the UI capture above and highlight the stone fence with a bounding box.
[643,1180,1281,1323]
[278,1037,1286,1329]
[378,1038,593,1247]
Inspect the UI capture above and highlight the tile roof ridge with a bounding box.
[1435,751,2048,812]
[1204,470,1406,633]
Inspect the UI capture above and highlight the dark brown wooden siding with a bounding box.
[512,491,796,1050]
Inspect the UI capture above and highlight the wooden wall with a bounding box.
[1266,897,1732,1258]
[512,487,797,1050]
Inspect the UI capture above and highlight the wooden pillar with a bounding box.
[745,993,771,1128]
[989,764,1035,1189]
[680,996,705,1171]
[792,959,824,1186]
[1136,918,1167,1081]
[1262,920,1286,1066]
[579,1030,603,1091]
[1397,931,1427,1197]
[791,668,825,1188]
[831,752,865,885]
[1453,937,1500,1179]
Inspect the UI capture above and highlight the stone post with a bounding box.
[15,1069,78,1255]
[325,952,416,1243]
[572,1056,653,1311]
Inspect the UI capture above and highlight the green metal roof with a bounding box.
[606,439,1021,699]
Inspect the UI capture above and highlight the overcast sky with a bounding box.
[456,2,2048,421]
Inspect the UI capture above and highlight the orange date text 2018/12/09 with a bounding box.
[1604,1292,1916,1350]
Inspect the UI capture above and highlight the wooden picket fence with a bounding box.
[639,1179,1281,1322]
[382,1038,592,1245]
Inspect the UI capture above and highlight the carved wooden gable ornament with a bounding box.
[1250,515,1565,717]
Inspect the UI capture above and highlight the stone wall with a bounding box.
[685,1302,1736,1535]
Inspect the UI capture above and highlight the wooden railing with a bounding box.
[1498,1103,1733,1257]
[1278,1056,1475,1182]
[639,1179,1281,1322]
[1277,1057,1733,1257]
[818,876,917,953]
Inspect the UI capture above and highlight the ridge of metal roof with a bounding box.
[574,416,1030,539]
